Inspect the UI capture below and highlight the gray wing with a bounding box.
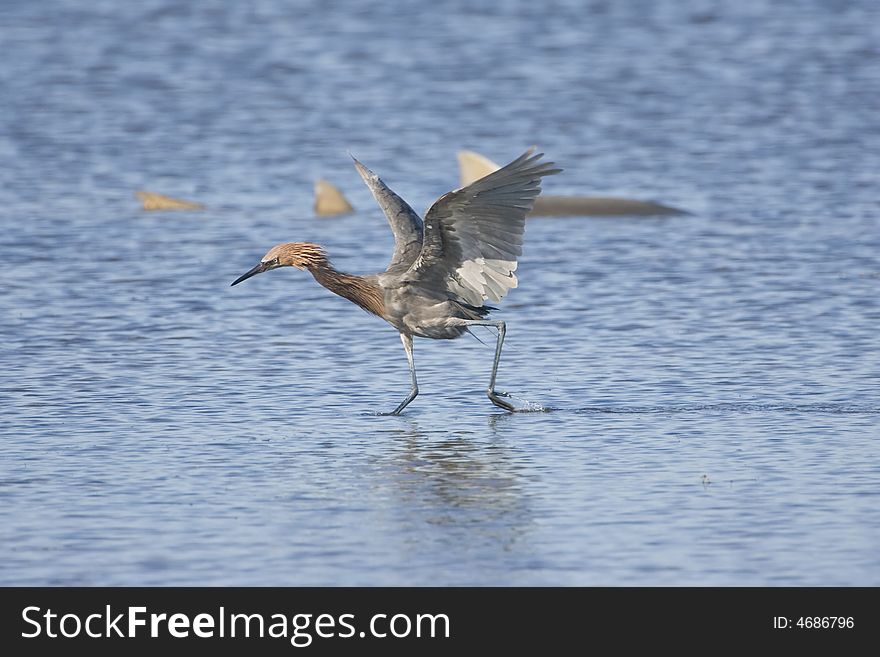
[405,148,561,306]
[352,157,424,274]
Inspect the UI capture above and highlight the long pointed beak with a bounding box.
[231,262,269,286]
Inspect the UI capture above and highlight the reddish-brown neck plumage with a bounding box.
[310,264,384,317]
[264,242,385,317]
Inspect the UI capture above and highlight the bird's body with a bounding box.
[232,148,560,414]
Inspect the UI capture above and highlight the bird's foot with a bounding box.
[378,388,418,416]
[488,389,515,412]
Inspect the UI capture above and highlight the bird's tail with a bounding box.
[452,299,495,320]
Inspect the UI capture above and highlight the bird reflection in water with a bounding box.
[376,418,535,557]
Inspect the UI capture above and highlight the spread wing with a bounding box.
[405,148,561,306]
[352,157,424,274]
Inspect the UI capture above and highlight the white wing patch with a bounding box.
[409,148,561,309]
[454,257,518,303]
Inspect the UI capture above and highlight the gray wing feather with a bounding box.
[352,157,424,274]
[407,148,561,306]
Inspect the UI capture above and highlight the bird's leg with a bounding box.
[466,320,515,412]
[386,332,418,415]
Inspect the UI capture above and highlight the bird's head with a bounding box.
[230,242,326,286]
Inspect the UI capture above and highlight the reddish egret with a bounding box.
[231,148,560,414]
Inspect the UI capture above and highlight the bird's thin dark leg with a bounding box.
[387,332,418,415]
[466,320,515,412]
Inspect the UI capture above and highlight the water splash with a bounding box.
[506,393,555,413]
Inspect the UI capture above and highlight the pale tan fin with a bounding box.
[314,179,354,216]
[136,191,204,211]
[457,150,501,187]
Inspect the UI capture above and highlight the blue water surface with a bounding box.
[1,0,878,585]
